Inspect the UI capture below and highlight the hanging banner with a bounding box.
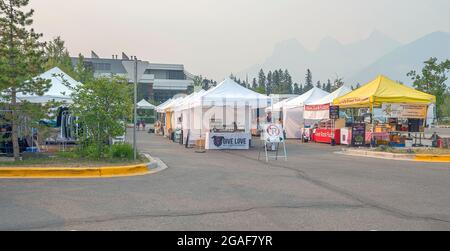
[304,104,330,120]
[329,106,340,119]
[381,104,427,119]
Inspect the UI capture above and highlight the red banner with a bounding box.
[313,129,341,144]
[305,104,330,111]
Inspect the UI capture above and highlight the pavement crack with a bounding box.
[221,150,450,225]
[3,203,365,231]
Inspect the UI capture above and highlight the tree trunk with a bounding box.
[7,2,19,160]
[11,88,20,161]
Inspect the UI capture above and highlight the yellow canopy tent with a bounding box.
[333,75,436,108]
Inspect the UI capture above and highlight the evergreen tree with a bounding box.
[202,79,210,90]
[74,54,94,83]
[252,78,258,90]
[278,69,284,88]
[44,36,73,75]
[258,69,266,89]
[266,71,273,94]
[316,80,321,89]
[304,69,314,92]
[322,83,326,91]
[0,0,51,160]
[272,70,280,93]
[326,79,332,92]
[332,75,344,92]
[293,83,300,94]
[284,69,293,94]
[299,83,304,94]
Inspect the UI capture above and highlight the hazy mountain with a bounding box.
[237,30,401,84]
[348,31,450,86]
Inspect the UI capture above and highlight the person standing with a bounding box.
[266,112,272,123]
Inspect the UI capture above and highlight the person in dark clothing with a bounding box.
[266,112,272,123]
[431,132,440,147]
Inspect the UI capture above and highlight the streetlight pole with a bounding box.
[133,57,138,160]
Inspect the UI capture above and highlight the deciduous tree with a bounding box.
[407,57,450,119]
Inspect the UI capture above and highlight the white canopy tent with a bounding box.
[189,78,272,108]
[17,67,81,104]
[283,87,329,138]
[266,96,297,113]
[173,90,206,131]
[303,86,352,120]
[158,96,185,134]
[156,99,173,113]
[183,78,272,145]
[137,99,156,110]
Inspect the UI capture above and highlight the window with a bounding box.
[144,69,186,80]
[92,63,111,71]
[153,90,187,103]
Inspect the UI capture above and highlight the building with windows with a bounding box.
[71,51,195,104]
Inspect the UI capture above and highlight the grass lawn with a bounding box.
[0,154,150,168]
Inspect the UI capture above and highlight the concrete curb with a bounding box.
[338,149,450,163]
[0,164,149,179]
[414,154,450,162]
[0,154,162,179]
[142,153,169,174]
[0,153,169,179]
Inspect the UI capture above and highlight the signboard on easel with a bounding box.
[259,123,287,162]
[351,123,366,147]
[262,123,285,143]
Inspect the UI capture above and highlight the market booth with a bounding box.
[303,86,352,144]
[155,99,173,135]
[332,75,436,147]
[183,78,272,150]
[10,67,82,152]
[170,90,206,144]
[265,96,297,124]
[137,99,156,125]
[282,87,329,139]
[155,97,184,137]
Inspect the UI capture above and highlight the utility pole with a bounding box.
[133,57,138,160]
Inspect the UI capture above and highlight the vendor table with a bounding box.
[313,129,341,145]
[205,132,251,150]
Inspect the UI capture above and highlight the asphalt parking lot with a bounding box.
[0,130,449,231]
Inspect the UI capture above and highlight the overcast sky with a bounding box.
[30,0,450,79]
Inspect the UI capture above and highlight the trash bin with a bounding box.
[195,139,206,153]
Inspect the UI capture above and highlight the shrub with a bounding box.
[76,143,103,159]
[109,143,134,159]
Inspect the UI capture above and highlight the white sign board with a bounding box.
[304,104,330,120]
[205,132,251,150]
[381,103,427,119]
[262,124,285,143]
